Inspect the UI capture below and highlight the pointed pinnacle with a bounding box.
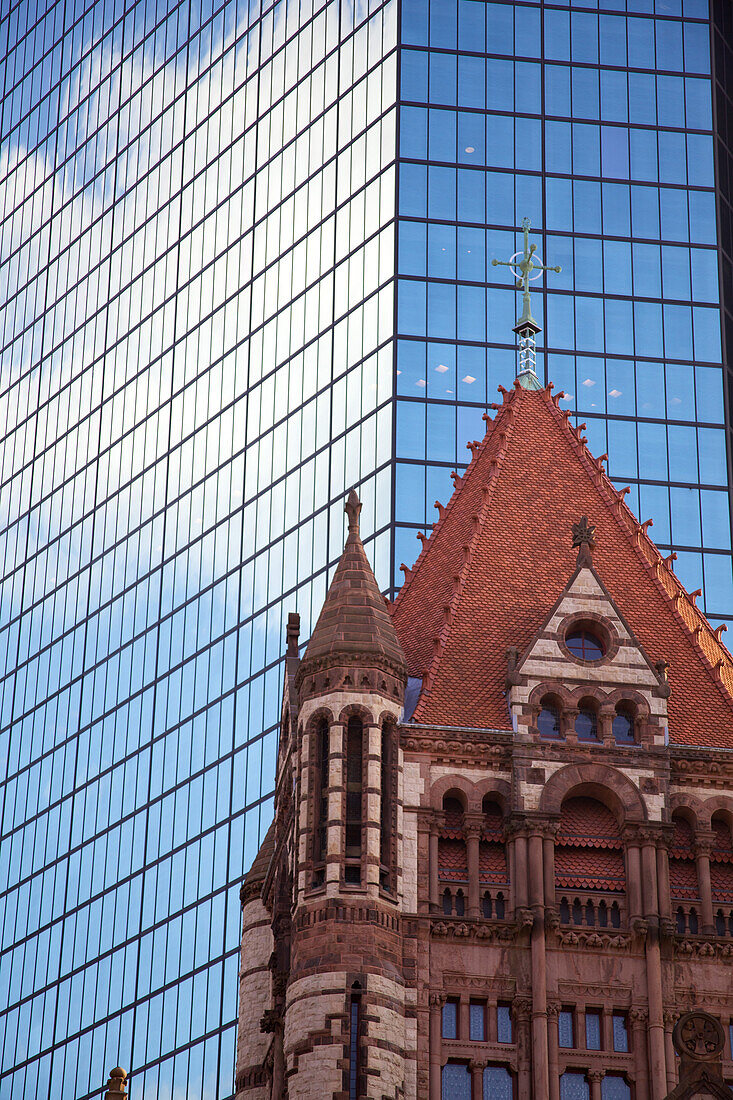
[345,489,362,534]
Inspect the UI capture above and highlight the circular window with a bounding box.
[566,628,605,661]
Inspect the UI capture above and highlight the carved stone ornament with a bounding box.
[674,1012,725,1061]
[572,515,596,549]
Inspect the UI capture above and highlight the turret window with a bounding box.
[380,723,396,893]
[313,719,329,882]
[345,717,364,884]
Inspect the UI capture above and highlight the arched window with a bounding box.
[669,814,699,909]
[711,814,733,905]
[439,795,468,888]
[345,717,364,884]
[555,798,625,906]
[380,722,396,893]
[612,704,636,745]
[575,698,599,741]
[538,695,562,738]
[479,798,508,911]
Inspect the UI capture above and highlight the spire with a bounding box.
[296,492,407,692]
[492,217,561,389]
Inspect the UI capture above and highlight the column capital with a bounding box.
[512,995,533,1023]
[629,1007,649,1027]
[546,1001,561,1019]
[663,1009,679,1029]
[429,991,447,1009]
[588,1070,606,1083]
[469,1059,489,1073]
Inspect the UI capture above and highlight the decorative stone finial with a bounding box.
[345,489,361,534]
[571,516,596,567]
[104,1067,128,1099]
[669,1011,732,1096]
[286,612,300,657]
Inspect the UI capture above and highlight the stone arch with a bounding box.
[305,705,335,732]
[338,702,375,726]
[474,777,511,816]
[700,794,733,830]
[669,793,704,830]
[430,775,473,812]
[528,682,576,709]
[539,763,647,825]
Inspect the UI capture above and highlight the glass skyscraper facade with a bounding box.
[0,1,731,1099]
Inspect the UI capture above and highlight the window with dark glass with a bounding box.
[585,1009,602,1050]
[612,1013,629,1053]
[380,724,394,891]
[497,1003,513,1044]
[314,719,329,876]
[575,703,599,741]
[612,706,635,745]
[349,986,361,1100]
[566,628,605,661]
[538,702,561,738]
[442,999,459,1040]
[345,717,363,883]
[558,1009,575,1048]
[470,1001,486,1041]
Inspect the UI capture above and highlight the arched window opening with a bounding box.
[313,718,329,886]
[538,695,562,738]
[345,717,364,884]
[439,795,468,889]
[715,909,725,936]
[443,888,453,916]
[455,889,465,917]
[575,699,599,741]
[479,798,508,909]
[380,723,395,893]
[669,815,699,911]
[676,906,686,934]
[555,798,625,920]
[688,907,699,934]
[349,982,361,1100]
[495,891,505,919]
[711,814,733,906]
[482,892,492,918]
[612,704,636,745]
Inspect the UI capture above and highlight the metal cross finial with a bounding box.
[492,218,561,385]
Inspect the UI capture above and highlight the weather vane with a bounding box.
[492,218,561,387]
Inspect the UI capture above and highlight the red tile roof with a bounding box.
[671,817,696,857]
[555,847,625,891]
[438,838,468,880]
[712,819,733,861]
[391,383,733,746]
[557,797,622,848]
[479,842,508,884]
[669,857,700,899]
[711,863,733,901]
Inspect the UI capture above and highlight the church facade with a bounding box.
[234,380,733,1100]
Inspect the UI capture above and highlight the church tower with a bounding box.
[236,379,733,1100]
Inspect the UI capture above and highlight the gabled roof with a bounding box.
[391,383,733,747]
[297,491,407,682]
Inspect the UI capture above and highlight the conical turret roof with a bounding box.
[297,491,407,682]
[391,382,733,747]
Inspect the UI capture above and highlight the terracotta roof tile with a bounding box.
[391,384,733,746]
[711,863,733,901]
[712,819,733,861]
[558,797,622,848]
[479,842,508,883]
[555,847,625,891]
[438,838,468,881]
[671,817,696,857]
[669,857,699,899]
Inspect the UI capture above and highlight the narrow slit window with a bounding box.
[345,716,363,882]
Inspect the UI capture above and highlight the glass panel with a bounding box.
[442,1063,470,1100]
[442,1000,458,1040]
[559,1010,575,1048]
[561,1073,590,1100]
[585,1010,602,1050]
[483,1066,513,1100]
[612,1014,629,1053]
[497,1004,513,1044]
[470,1002,486,1042]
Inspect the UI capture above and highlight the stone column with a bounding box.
[466,818,482,919]
[513,997,532,1099]
[530,920,549,1099]
[599,704,615,747]
[528,831,545,912]
[470,1059,487,1100]
[429,993,446,1100]
[542,826,557,916]
[429,819,439,913]
[326,720,344,888]
[629,1008,649,1100]
[639,832,665,1099]
[656,842,671,921]
[641,836,659,923]
[547,1002,560,1100]
[663,1011,678,1093]
[588,1069,605,1100]
[625,832,643,923]
[695,834,715,934]
[514,832,529,911]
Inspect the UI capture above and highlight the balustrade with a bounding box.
[557,891,625,929]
